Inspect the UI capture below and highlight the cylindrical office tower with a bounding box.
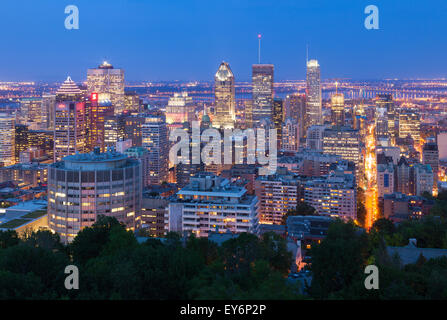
[48,148,141,243]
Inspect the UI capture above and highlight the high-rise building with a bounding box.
[142,114,168,185]
[411,164,433,196]
[330,93,345,126]
[399,111,420,146]
[252,64,274,125]
[86,61,125,115]
[376,94,396,139]
[53,77,87,162]
[18,98,42,129]
[213,62,235,129]
[285,94,306,140]
[124,92,141,114]
[282,118,300,152]
[306,60,322,130]
[169,173,259,237]
[255,168,300,224]
[165,92,196,125]
[42,94,56,130]
[375,107,389,141]
[273,98,284,149]
[123,146,150,187]
[48,149,142,243]
[396,156,411,195]
[377,163,395,198]
[14,124,29,163]
[0,113,15,167]
[87,93,114,152]
[422,141,439,192]
[304,171,357,221]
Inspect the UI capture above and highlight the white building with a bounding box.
[169,173,259,237]
[377,163,395,198]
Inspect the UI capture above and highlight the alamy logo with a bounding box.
[64,265,79,290]
[364,5,379,30]
[65,5,79,30]
[364,265,379,289]
[169,121,277,175]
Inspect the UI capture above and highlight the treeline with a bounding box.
[0,216,303,300]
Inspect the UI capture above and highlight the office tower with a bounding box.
[244,99,253,128]
[123,146,150,187]
[273,98,284,149]
[142,114,168,185]
[14,124,29,163]
[18,98,43,130]
[28,130,54,159]
[86,61,125,115]
[53,77,87,162]
[255,168,300,224]
[376,94,396,138]
[104,116,122,148]
[213,62,235,129]
[303,171,357,221]
[282,118,300,152]
[87,93,114,152]
[410,164,434,196]
[399,111,420,146]
[165,92,196,125]
[377,163,395,198]
[422,141,439,192]
[285,93,306,140]
[375,107,389,140]
[322,126,362,179]
[330,93,345,126]
[396,156,411,195]
[42,94,56,130]
[124,91,141,114]
[48,149,142,243]
[306,60,322,130]
[252,64,274,125]
[0,113,15,167]
[168,173,259,237]
[306,125,326,150]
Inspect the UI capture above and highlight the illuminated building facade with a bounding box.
[306,60,322,130]
[169,173,259,237]
[18,98,43,129]
[87,93,114,152]
[86,61,125,115]
[142,114,168,185]
[48,149,141,243]
[399,111,420,146]
[285,94,306,140]
[14,124,29,163]
[330,93,345,126]
[252,64,274,126]
[124,92,141,114]
[165,92,195,125]
[53,77,87,162]
[322,126,362,171]
[213,62,235,129]
[255,168,300,225]
[0,113,15,167]
[422,142,439,192]
[42,94,56,130]
[303,171,356,221]
[123,146,150,187]
[376,94,396,139]
[282,117,299,152]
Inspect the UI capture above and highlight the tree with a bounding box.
[281,201,317,225]
[0,230,19,249]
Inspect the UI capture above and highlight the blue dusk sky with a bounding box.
[0,0,446,82]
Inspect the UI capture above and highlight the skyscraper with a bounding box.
[165,92,196,125]
[87,93,114,152]
[53,77,87,162]
[0,113,15,167]
[306,60,322,130]
[376,94,396,139]
[331,93,345,126]
[141,114,168,185]
[423,141,439,192]
[213,62,235,129]
[285,93,306,141]
[87,61,125,115]
[252,64,274,126]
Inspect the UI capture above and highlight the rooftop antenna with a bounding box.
[258,34,262,64]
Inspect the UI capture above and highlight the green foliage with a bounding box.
[281,201,317,225]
